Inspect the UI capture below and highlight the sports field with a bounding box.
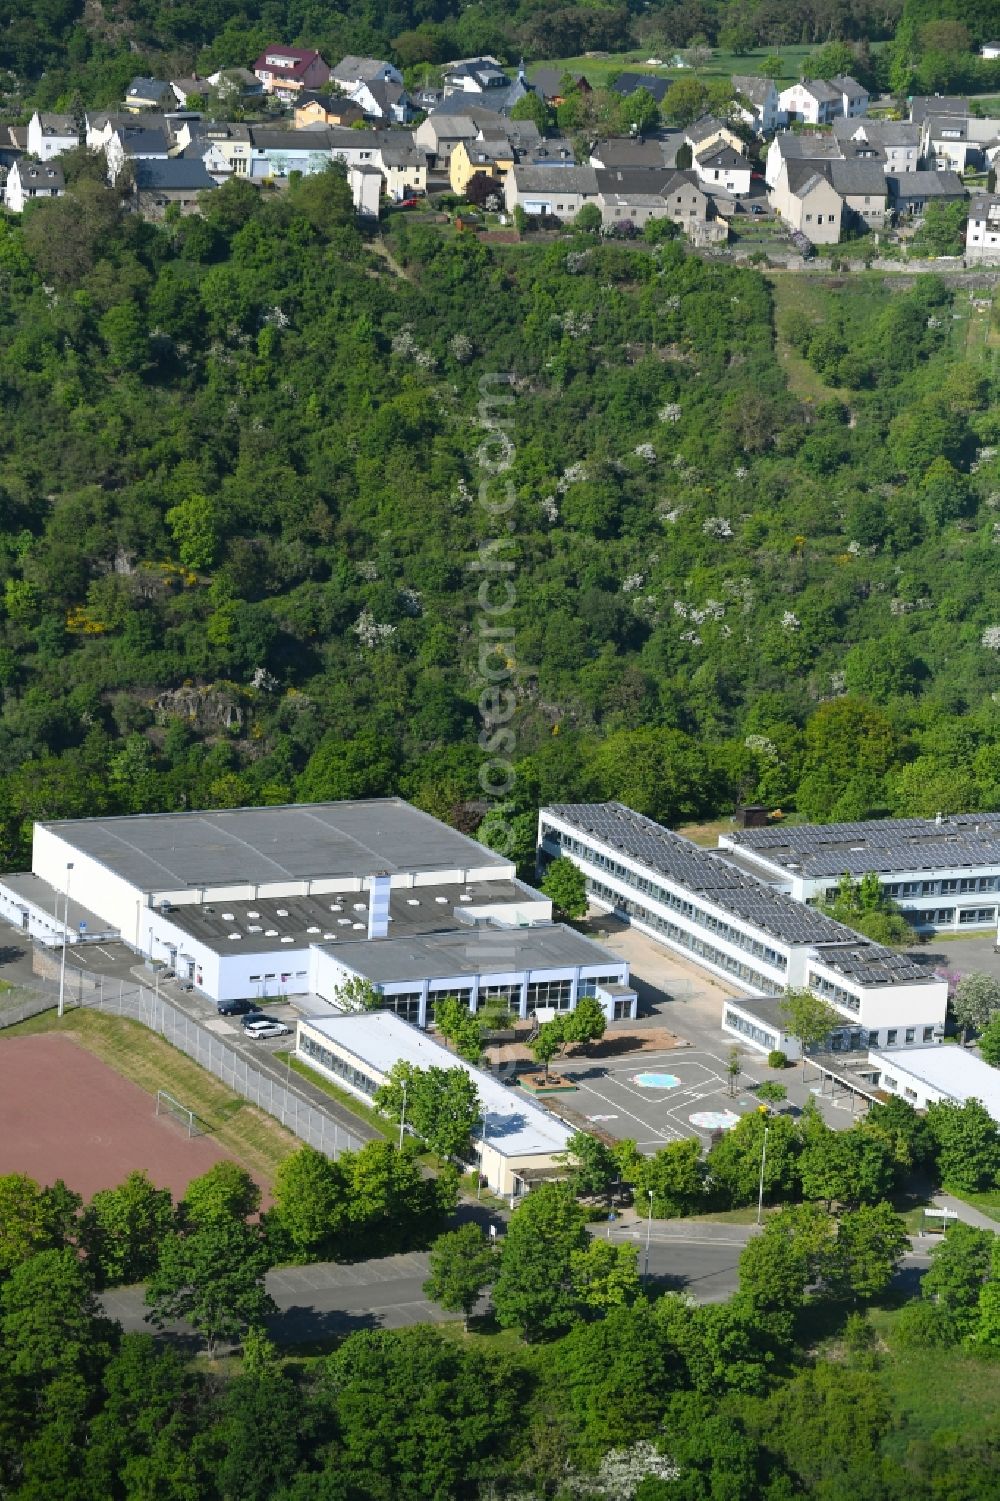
[0,1032,238,1198]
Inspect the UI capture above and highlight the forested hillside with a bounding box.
[0,172,998,861]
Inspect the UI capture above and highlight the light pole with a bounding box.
[57,862,74,1019]
[398,1080,407,1151]
[643,1188,653,1285]
[756,1124,770,1227]
[477,1115,488,1201]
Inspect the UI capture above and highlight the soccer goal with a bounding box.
[155,1089,203,1138]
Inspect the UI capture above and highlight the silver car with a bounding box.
[242,1018,290,1039]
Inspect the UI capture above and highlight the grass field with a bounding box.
[869,1306,1000,1456]
[767,273,849,402]
[279,1049,390,1139]
[942,1186,1000,1222]
[3,1008,298,1182]
[539,44,817,88]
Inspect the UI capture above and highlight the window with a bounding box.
[300,1032,378,1096]
[904,1087,917,1101]
[960,906,996,924]
[884,1074,897,1090]
[867,1031,879,1047]
[382,991,422,1025]
[905,1028,915,1044]
[527,978,573,1012]
[923,1026,935,1043]
[480,983,522,1007]
[725,1007,777,1051]
[886,1030,897,1045]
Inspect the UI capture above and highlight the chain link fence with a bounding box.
[0,987,63,1029]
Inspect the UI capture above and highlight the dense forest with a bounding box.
[0,169,999,862]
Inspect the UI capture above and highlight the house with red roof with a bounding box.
[253,47,331,98]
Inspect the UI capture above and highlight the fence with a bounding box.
[0,987,62,1030]
[71,982,365,1161]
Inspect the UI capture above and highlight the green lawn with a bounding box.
[278,1049,391,1138]
[941,1186,1000,1223]
[869,1306,1000,1457]
[3,1007,298,1181]
[539,44,817,88]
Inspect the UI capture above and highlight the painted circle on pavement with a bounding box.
[632,1071,681,1089]
[689,1109,741,1131]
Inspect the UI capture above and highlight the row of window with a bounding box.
[588,877,779,993]
[808,970,861,1015]
[300,1033,378,1097]
[547,828,787,972]
[876,876,1000,898]
[724,1008,778,1051]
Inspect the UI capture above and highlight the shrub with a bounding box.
[767,1050,788,1070]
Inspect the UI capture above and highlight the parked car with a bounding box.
[243,1018,291,1039]
[750,203,766,215]
[218,998,255,1017]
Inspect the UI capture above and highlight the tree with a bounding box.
[798,1118,895,1210]
[575,202,602,232]
[738,1204,834,1324]
[529,1016,566,1081]
[663,77,709,125]
[560,1130,620,1200]
[569,1239,640,1310]
[563,995,607,1052]
[332,975,382,1013]
[1,1248,112,1383]
[374,1063,481,1159]
[434,994,485,1063]
[80,1170,173,1288]
[511,90,551,133]
[864,1095,935,1178]
[620,85,659,135]
[271,1145,346,1260]
[756,1081,787,1109]
[181,1162,261,1229]
[952,972,1000,1040]
[706,1111,800,1207]
[926,1098,1000,1192]
[541,856,587,918]
[493,1181,590,1339]
[921,1221,995,1339]
[761,55,785,79]
[778,988,842,1062]
[819,1202,909,1302]
[145,1218,275,1356]
[727,1046,742,1097]
[0,1173,80,1277]
[166,492,220,571]
[912,200,968,256]
[464,172,502,211]
[423,1223,496,1328]
[820,870,912,946]
[632,1138,705,1217]
[978,1014,1000,1066]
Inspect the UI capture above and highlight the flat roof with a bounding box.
[299,1011,574,1158]
[0,872,118,937]
[723,813,1000,878]
[40,800,511,893]
[870,1044,1000,1121]
[314,922,624,985]
[158,876,540,956]
[543,803,936,987]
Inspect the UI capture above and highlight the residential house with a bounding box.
[450,138,511,195]
[827,158,889,229]
[982,43,1000,60]
[131,158,217,215]
[329,56,402,93]
[170,78,213,108]
[966,193,1000,262]
[373,134,427,199]
[779,78,842,126]
[248,126,335,178]
[326,125,385,171]
[206,67,264,101]
[765,130,841,188]
[770,159,843,242]
[530,68,589,104]
[589,134,683,170]
[26,111,79,161]
[909,96,968,125]
[922,112,1000,173]
[685,115,744,156]
[105,124,169,185]
[295,93,365,129]
[608,72,671,105]
[350,77,413,124]
[832,117,920,172]
[526,136,575,165]
[438,59,532,115]
[178,122,253,179]
[505,164,599,219]
[694,142,751,196]
[888,169,966,219]
[124,78,175,113]
[414,111,498,167]
[732,75,780,135]
[253,47,331,98]
[594,165,710,229]
[348,163,382,218]
[829,74,869,118]
[3,158,64,212]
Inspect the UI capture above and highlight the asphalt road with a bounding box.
[100,1225,934,1346]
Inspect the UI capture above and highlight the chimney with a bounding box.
[935,811,943,827]
[367,872,391,939]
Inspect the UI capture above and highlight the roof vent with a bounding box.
[307,925,320,934]
[228,933,241,941]
[222,912,234,921]
[280,935,294,944]
[265,928,279,937]
[352,922,364,930]
[276,908,288,917]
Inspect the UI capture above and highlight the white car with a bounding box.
[242,1019,290,1040]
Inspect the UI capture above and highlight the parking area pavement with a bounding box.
[906,933,1000,982]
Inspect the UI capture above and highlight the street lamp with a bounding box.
[643,1188,653,1285]
[756,1124,770,1227]
[57,862,74,1019]
[477,1115,488,1201]
[398,1080,407,1151]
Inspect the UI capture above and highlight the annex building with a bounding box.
[718,813,1000,934]
[1,800,635,1019]
[538,802,948,1056]
[296,1010,574,1196]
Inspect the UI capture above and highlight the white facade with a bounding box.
[778,81,841,127]
[3,160,65,212]
[967,195,1000,263]
[26,112,78,160]
[732,77,780,135]
[693,147,751,197]
[869,1045,1000,1121]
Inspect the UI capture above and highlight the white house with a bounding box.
[829,74,869,118]
[833,117,920,173]
[968,193,1000,261]
[373,134,427,198]
[693,143,752,196]
[505,164,600,218]
[4,158,65,212]
[105,124,169,184]
[330,55,402,93]
[770,160,843,242]
[779,78,843,126]
[350,78,413,124]
[348,163,382,218]
[869,1044,1000,1121]
[765,131,841,189]
[26,111,79,160]
[248,127,335,179]
[732,75,780,135]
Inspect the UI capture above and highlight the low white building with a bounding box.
[732,76,780,135]
[539,802,948,1056]
[349,163,382,218]
[693,143,752,196]
[719,813,1000,933]
[4,158,65,212]
[26,111,78,160]
[869,1044,1000,1121]
[779,79,843,127]
[296,1011,574,1197]
[505,164,600,219]
[967,193,1000,262]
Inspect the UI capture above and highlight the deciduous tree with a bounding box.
[423,1222,496,1327]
